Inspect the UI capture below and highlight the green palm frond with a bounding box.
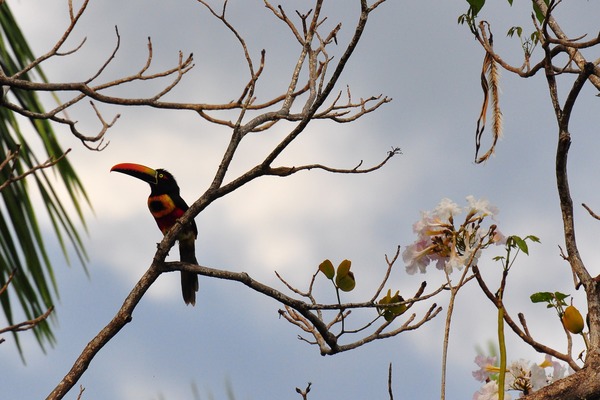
[0,3,88,356]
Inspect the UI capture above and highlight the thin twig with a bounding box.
[0,306,54,336]
[0,149,71,191]
[388,363,394,400]
[582,203,600,220]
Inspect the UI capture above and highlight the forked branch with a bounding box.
[47,1,395,398]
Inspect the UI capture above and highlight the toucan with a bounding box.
[111,163,199,306]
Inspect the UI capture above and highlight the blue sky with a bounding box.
[2,1,600,399]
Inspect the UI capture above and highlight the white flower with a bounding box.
[434,197,462,220]
[551,361,567,382]
[534,355,568,389]
[530,363,547,391]
[505,359,535,393]
[445,252,467,274]
[473,381,512,400]
[491,229,507,245]
[543,355,567,383]
[473,354,569,398]
[466,195,499,218]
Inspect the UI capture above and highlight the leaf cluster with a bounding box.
[319,259,356,292]
[0,2,88,355]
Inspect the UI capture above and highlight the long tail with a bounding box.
[179,232,199,306]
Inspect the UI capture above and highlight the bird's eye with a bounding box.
[158,173,164,179]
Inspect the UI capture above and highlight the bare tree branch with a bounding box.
[0,307,54,338]
[582,203,600,220]
[0,146,72,191]
[46,1,397,397]
[267,147,401,177]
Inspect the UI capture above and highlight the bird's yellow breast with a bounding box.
[148,194,177,218]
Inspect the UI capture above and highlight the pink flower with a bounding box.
[402,239,434,274]
[473,355,498,382]
[403,196,500,275]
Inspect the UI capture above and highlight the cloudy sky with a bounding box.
[3,0,600,399]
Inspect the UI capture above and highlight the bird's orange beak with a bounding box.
[110,163,158,184]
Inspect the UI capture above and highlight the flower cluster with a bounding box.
[403,196,504,275]
[472,354,568,399]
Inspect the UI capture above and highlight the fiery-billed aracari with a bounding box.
[110,163,199,306]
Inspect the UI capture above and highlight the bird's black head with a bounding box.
[153,168,181,196]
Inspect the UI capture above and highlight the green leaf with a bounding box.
[525,235,541,243]
[511,236,529,255]
[466,0,486,16]
[530,291,570,308]
[554,291,570,303]
[336,272,355,292]
[0,2,89,357]
[335,260,355,292]
[336,259,351,277]
[377,289,407,322]
[532,1,548,24]
[507,26,523,38]
[530,292,554,303]
[318,259,335,280]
